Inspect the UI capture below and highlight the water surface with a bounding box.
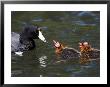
[11,11,100,77]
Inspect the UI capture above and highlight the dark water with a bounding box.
[11,11,100,77]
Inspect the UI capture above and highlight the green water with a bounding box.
[11,11,100,77]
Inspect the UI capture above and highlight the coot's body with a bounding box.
[53,40,80,60]
[11,25,46,53]
[79,42,100,64]
[60,47,80,60]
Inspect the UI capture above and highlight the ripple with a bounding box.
[77,12,96,17]
[32,18,44,22]
[11,70,23,76]
[74,20,96,26]
[39,56,47,68]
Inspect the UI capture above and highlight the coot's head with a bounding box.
[79,42,91,52]
[21,25,46,42]
[53,40,61,48]
[53,40,65,55]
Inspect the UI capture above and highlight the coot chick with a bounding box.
[53,40,80,60]
[11,25,47,54]
[79,42,100,64]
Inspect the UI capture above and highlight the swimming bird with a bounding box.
[79,42,100,64]
[53,40,80,60]
[53,40,100,64]
[11,25,47,55]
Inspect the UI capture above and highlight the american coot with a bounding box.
[11,25,47,55]
[79,42,100,64]
[53,40,80,60]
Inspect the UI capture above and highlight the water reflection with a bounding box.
[39,56,47,68]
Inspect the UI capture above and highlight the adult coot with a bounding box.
[11,25,47,55]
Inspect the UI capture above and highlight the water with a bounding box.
[11,11,100,77]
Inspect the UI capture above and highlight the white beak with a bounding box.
[38,31,47,42]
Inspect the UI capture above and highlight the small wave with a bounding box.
[39,56,47,68]
[11,70,23,76]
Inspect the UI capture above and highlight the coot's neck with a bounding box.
[19,34,36,50]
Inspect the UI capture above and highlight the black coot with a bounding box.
[11,25,46,54]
